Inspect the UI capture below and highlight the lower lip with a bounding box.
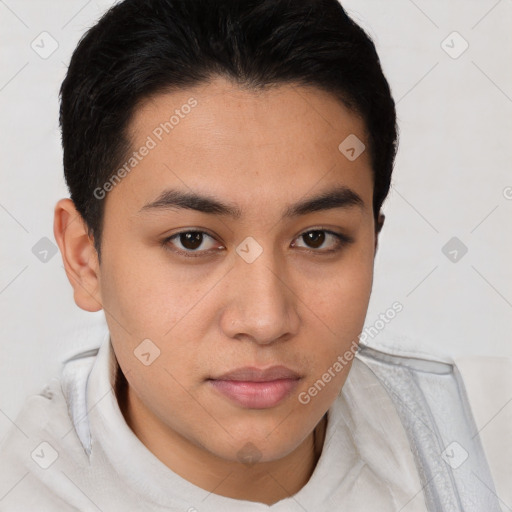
[208,378,300,409]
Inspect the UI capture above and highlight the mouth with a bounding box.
[207,365,302,409]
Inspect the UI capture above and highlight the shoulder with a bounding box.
[355,341,512,510]
[452,354,512,509]
[0,349,99,510]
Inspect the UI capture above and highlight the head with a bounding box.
[54,0,397,470]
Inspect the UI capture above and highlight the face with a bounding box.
[58,76,381,466]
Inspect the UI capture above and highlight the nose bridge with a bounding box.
[223,242,298,344]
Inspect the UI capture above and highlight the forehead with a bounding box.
[107,77,373,217]
[130,77,367,147]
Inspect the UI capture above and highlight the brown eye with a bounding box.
[162,230,220,257]
[293,229,350,253]
[179,232,204,250]
[302,230,326,249]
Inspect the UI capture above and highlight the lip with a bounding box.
[212,365,301,382]
[208,365,302,409]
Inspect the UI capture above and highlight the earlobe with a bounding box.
[53,198,103,313]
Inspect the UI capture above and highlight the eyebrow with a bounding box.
[138,185,365,219]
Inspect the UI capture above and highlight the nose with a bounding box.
[220,249,300,345]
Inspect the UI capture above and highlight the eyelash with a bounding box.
[160,228,353,258]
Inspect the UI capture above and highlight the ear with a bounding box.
[53,198,103,312]
[374,212,385,256]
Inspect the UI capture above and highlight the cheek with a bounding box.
[302,246,374,375]
[99,250,209,386]
[310,245,374,325]
[99,244,195,335]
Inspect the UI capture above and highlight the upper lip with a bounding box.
[211,365,301,382]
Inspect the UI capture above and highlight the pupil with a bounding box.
[181,232,202,250]
[305,231,325,248]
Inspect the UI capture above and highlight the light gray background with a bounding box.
[1,0,511,441]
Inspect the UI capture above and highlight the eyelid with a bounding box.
[292,228,353,251]
[162,230,221,257]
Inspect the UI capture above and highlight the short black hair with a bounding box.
[59,0,398,263]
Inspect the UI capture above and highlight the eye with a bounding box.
[161,228,353,258]
[161,230,222,257]
[292,229,352,253]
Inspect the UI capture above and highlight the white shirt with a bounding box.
[3,328,499,511]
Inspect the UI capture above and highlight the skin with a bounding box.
[53,76,384,505]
